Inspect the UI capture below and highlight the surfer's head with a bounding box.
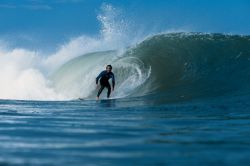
[106,65,112,72]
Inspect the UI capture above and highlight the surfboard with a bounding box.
[77,97,115,101]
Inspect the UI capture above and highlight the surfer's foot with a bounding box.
[96,97,99,100]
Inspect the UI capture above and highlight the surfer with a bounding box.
[96,65,115,100]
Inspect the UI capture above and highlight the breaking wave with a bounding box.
[51,33,250,101]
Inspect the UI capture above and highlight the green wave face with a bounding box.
[51,33,250,101]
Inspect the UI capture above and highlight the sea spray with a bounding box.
[0,4,134,100]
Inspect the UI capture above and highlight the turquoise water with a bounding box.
[0,94,250,165]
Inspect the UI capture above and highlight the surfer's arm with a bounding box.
[111,73,115,89]
[96,71,104,84]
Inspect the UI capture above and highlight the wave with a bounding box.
[51,32,250,101]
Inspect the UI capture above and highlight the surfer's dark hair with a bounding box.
[106,65,112,69]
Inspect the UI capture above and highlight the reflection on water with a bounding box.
[98,99,116,108]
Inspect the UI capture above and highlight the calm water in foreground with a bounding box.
[0,95,250,166]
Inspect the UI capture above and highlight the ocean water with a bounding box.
[0,95,250,166]
[1,33,250,165]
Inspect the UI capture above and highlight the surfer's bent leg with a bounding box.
[107,83,111,98]
[97,85,105,97]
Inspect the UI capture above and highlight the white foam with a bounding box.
[0,48,63,100]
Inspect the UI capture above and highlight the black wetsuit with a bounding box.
[96,70,115,98]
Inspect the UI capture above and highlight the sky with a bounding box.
[0,0,250,52]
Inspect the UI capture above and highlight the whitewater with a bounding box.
[1,4,250,166]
